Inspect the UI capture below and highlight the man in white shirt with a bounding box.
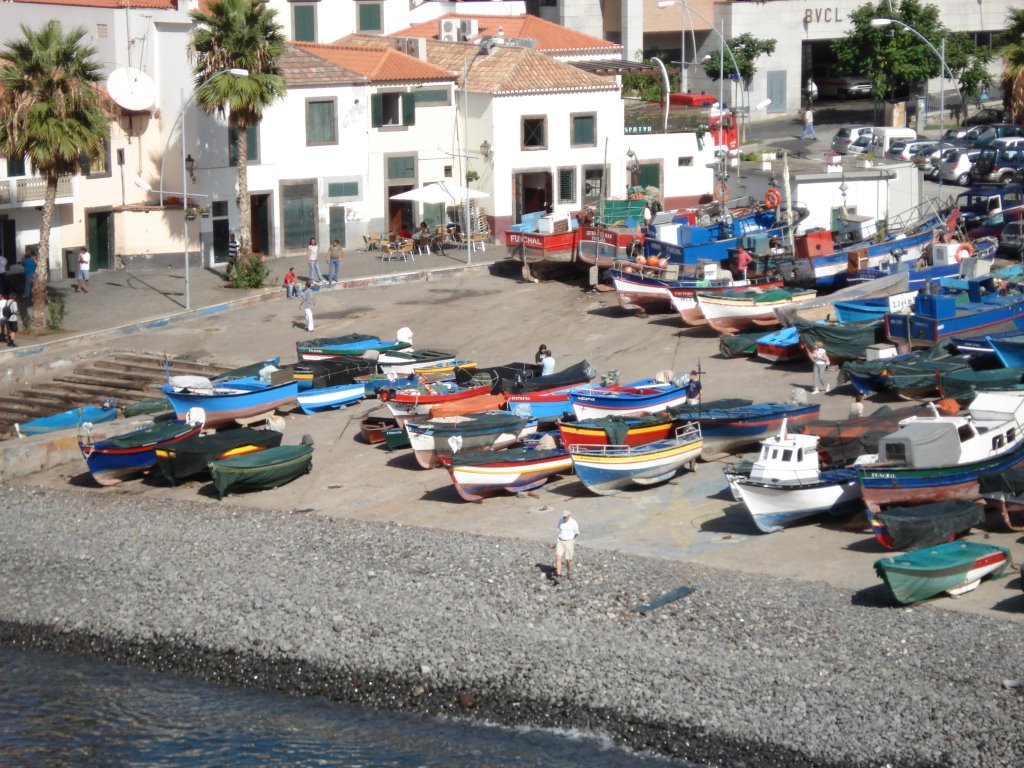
[540,350,556,376]
[555,510,580,579]
[75,246,91,293]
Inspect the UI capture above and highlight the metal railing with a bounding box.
[0,175,74,206]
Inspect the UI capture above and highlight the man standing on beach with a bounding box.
[555,510,579,580]
[301,280,315,332]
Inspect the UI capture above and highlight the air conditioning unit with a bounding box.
[395,37,425,59]
[459,19,479,41]
[439,19,459,42]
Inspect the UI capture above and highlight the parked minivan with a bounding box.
[869,127,918,156]
[831,125,874,155]
[970,145,1024,184]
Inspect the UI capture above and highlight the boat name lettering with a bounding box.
[625,125,653,134]
[803,8,842,23]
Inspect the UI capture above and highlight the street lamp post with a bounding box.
[150,68,247,310]
[870,18,957,203]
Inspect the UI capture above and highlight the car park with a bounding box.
[885,140,937,162]
[963,107,1012,127]
[1000,220,1024,254]
[969,145,1024,184]
[939,147,982,185]
[831,125,874,155]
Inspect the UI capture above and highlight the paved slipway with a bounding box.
[2,272,1024,766]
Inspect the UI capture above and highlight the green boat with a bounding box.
[208,436,313,499]
[874,540,1012,605]
[122,397,174,418]
[155,427,283,485]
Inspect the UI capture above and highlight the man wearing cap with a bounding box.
[555,510,580,580]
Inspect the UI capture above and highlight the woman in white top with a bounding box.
[307,237,324,284]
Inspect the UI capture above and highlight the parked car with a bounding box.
[1000,220,1024,254]
[941,127,969,142]
[885,139,937,162]
[966,207,1024,243]
[961,123,1024,148]
[831,125,874,155]
[846,134,875,155]
[817,76,872,99]
[913,142,957,180]
[939,147,982,185]
[963,107,1012,127]
[955,183,1024,226]
[970,145,1024,184]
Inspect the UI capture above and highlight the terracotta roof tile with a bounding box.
[12,0,177,9]
[295,42,453,84]
[394,13,622,56]
[279,44,369,88]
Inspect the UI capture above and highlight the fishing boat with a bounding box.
[793,317,887,368]
[442,447,572,502]
[874,540,1011,605]
[154,427,284,485]
[754,326,804,363]
[867,500,986,550]
[610,260,784,313]
[682,401,821,459]
[832,290,920,325]
[376,349,459,376]
[730,424,861,533]
[430,392,507,418]
[856,392,1024,513]
[988,336,1024,368]
[78,412,205,486]
[795,404,936,469]
[718,330,764,359]
[405,411,538,469]
[790,227,933,290]
[379,381,494,426]
[505,384,581,421]
[568,379,689,420]
[851,239,998,294]
[454,362,538,394]
[557,411,680,450]
[691,288,818,334]
[575,199,649,268]
[360,414,400,445]
[160,373,299,429]
[976,469,1024,532]
[839,347,976,399]
[415,359,477,383]
[504,210,582,273]
[16,403,118,438]
[774,271,911,327]
[295,334,410,362]
[938,367,1024,401]
[296,381,365,414]
[292,358,377,390]
[569,422,702,495]
[472,359,595,396]
[208,436,314,499]
[885,280,1024,351]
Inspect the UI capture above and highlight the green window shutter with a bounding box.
[229,127,259,165]
[6,156,26,176]
[307,101,336,144]
[327,181,359,197]
[371,94,383,128]
[638,163,660,189]
[358,2,382,32]
[573,115,595,145]
[387,156,415,179]
[293,5,315,42]
[402,94,416,126]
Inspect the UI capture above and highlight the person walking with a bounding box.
[2,292,19,346]
[21,251,36,301]
[327,239,344,284]
[301,281,315,332]
[811,341,830,394]
[226,233,240,279]
[282,267,299,298]
[800,107,817,141]
[555,510,580,580]
[307,237,324,284]
[75,246,90,293]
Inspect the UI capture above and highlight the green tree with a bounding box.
[189,0,287,254]
[0,21,107,327]
[997,8,1024,123]
[833,0,991,108]
[701,34,776,91]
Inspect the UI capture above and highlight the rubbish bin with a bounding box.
[64,248,77,279]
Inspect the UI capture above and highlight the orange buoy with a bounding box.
[647,255,660,267]
[954,243,974,262]
[624,265,635,273]
[658,257,669,268]
[764,188,783,209]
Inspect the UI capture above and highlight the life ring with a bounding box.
[954,243,974,262]
[764,188,783,209]
[714,182,730,203]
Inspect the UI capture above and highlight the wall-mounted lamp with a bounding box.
[185,154,196,183]
[480,140,492,161]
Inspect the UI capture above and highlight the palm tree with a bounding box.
[189,0,287,254]
[999,8,1024,123]
[0,21,107,327]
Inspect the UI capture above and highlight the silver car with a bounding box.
[1000,221,1024,254]
[831,125,874,155]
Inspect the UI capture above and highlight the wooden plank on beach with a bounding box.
[630,585,694,614]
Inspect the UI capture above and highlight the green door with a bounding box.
[252,194,271,255]
[86,210,112,270]
[329,206,346,248]
[283,183,315,251]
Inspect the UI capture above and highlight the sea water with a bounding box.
[0,645,692,766]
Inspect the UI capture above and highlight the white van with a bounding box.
[870,127,918,156]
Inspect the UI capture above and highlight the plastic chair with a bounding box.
[470,231,489,252]
[378,242,397,261]
[397,240,415,262]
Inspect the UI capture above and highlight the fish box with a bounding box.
[866,343,898,361]
[537,213,572,234]
[915,293,956,320]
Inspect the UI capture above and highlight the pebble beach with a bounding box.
[3,483,1023,767]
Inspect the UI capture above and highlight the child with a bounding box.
[283,267,299,298]
[685,370,702,405]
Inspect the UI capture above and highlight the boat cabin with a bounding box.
[748,430,823,486]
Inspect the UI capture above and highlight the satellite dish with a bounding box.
[106,67,157,112]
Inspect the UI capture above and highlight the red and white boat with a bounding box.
[613,261,784,313]
[692,288,818,334]
[380,382,493,426]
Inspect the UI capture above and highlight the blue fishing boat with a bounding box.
[792,228,934,291]
[754,326,803,363]
[505,383,581,420]
[296,382,366,414]
[569,423,702,495]
[677,401,821,459]
[988,336,1024,368]
[568,379,690,420]
[832,290,920,325]
[161,374,299,428]
[874,541,1011,605]
[78,414,205,486]
[948,328,1024,357]
[295,333,410,362]
[16,403,118,438]
[852,237,998,293]
[885,279,1024,350]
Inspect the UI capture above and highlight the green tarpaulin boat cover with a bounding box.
[209,440,313,499]
[449,447,566,467]
[838,347,971,394]
[156,427,283,484]
[875,500,985,551]
[572,412,675,446]
[939,367,1024,400]
[719,331,764,358]
[101,421,195,449]
[122,398,172,418]
[794,317,885,362]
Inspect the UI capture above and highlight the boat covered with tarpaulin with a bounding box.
[795,404,936,468]
[838,346,979,398]
[977,468,1024,531]
[155,427,283,485]
[874,540,1011,604]
[718,330,764,358]
[79,418,204,486]
[209,437,314,499]
[793,317,886,365]
[868,499,986,550]
[938,366,1024,400]
[669,401,820,459]
[557,411,680,449]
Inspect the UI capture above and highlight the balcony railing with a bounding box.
[0,175,74,207]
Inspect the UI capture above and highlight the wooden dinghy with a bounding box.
[442,447,572,502]
[79,416,205,486]
[569,423,702,495]
[360,415,400,445]
[208,436,314,499]
[874,540,1011,605]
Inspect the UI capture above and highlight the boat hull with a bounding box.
[557,415,677,449]
[405,413,537,469]
[296,382,366,414]
[568,381,689,420]
[445,448,572,501]
[569,426,702,495]
[696,403,821,458]
[737,473,861,533]
[209,443,314,499]
[81,422,203,486]
[874,541,1011,604]
[161,378,298,428]
[18,405,117,437]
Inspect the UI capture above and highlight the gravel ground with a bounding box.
[1,483,1022,767]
